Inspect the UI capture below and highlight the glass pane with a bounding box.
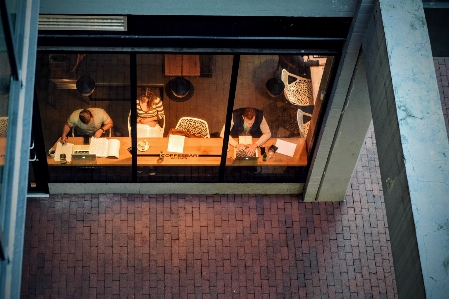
[5,0,18,33]
[36,53,132,182]
[135,54,231,182]
[224,54,334,182]
[0,17,12,203]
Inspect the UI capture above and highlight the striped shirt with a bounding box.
[136,97,165,119]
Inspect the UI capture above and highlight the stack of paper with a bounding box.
[54,142,74,162]
[274,139,297,157]
[167,134,185,153]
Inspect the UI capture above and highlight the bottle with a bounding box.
[157,150,164,164]
[262,152,267,161]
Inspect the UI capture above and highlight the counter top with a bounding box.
[48,136,307,167]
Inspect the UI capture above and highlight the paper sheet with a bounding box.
[54,142,74,162]
[167,134,185,153]
[89,138,121,158]
[136,124,164,138]
[275,139,297,157]
[89,138,108,157]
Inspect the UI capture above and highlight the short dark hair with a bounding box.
[242,107,256,120]
[79,109,93,124]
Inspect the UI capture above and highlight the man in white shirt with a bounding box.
[60,108,114,144]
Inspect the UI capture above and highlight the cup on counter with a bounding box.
[48,148,56,158]
[60,153,67,164]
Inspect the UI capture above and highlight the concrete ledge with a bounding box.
[49,183,304,194]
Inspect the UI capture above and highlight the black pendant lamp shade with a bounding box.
[165,77,194,102]
[76,76,96,97]
[265,77,284,97]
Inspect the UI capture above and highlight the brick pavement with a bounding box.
[22,126,397,298]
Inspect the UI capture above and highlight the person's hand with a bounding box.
[60,136,68,145]
[147,120,157,127]
[94,129,103,138]
[236,144,246,151]
[245,143,258,155]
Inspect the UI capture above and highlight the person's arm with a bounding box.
[256,117,271,147]
[245,117,271,155]
[155,97,165,119]
[61,123,72,144]
[139,98,164,126]
[94,118,114,138]
[255,117,271,146]
[220,119,240,149]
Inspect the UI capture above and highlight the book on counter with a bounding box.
[238,135,252,145]
[89,138,121,158]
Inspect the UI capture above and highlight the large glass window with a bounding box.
[37,53,132,183]
[1,0,18,261]
[224,54,332,182]
[135,54,231,182]
[37,52,334,184]
[0,13,11,197]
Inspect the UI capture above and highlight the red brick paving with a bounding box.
[21,127,397,298]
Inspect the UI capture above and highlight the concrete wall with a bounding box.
[39,0,358,17]
[363,1,449,298]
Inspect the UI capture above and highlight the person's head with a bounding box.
[242,107,256,127]
[138,94,150,105]
[79,109,93,124]
[138,90,158,106]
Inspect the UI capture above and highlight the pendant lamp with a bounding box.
[165,77,194,102]
[75,54,96,97]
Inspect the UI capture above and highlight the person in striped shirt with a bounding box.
[136,90,165,128]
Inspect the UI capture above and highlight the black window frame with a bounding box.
[36,15,350,184]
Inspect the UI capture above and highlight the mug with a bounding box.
[48,148,56,157]
[60,153,67,164]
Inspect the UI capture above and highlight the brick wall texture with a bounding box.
[22,55,449,299]
[22,125,398,299]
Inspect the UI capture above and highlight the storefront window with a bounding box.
[0,1,15,260]
[37,52,333,184]
[0,14,12,202]
[135,54,231,182]
[224,54,332,182]
[38,53,132,183]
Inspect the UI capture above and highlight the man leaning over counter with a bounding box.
[220,107,271,155]
[60,108,114,144]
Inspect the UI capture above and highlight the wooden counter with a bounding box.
[226,138,307,166]
[47,137,307,167]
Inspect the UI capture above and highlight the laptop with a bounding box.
[234,147,259,160]
[71,152,97,165]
